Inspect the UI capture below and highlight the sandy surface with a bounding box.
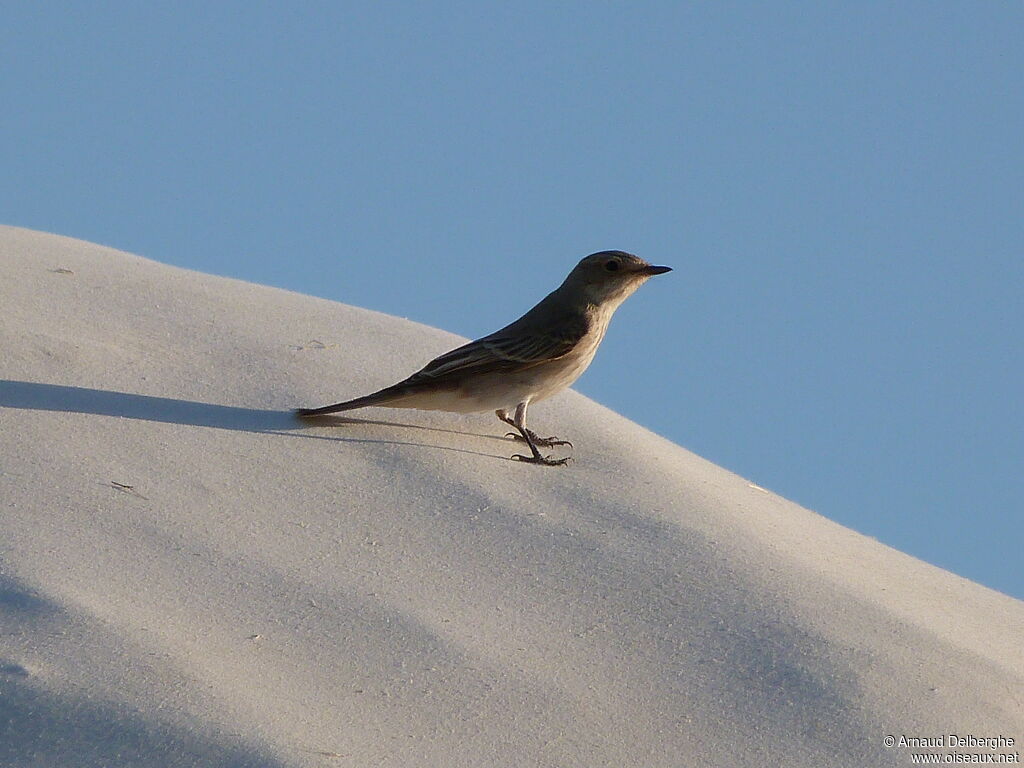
[1,225,1021,767]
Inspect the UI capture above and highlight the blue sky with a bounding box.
[3,2,1021,599]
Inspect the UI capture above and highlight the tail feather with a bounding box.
[295,382,421,417]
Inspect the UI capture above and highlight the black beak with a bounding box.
[641,265,672,276]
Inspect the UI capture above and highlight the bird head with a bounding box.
[562,250,672,308]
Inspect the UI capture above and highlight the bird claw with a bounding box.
[511,453,572,466]
[504,431,574,449]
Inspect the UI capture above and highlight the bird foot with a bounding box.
[504,430,574,449]
[511,453,572,466]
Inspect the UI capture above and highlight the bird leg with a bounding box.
[496,406,571,466]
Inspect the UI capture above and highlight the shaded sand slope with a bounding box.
[1,226,1021,767]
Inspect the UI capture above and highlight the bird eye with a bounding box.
[604,260,620,272]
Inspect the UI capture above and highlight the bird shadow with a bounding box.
[0,380,511,461]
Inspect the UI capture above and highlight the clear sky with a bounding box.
[3,2,1021,599]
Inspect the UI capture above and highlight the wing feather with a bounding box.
[405,312,590,385]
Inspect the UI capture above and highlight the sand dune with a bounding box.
[1,225,1021,767]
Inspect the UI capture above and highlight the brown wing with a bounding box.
[402,312,591,385]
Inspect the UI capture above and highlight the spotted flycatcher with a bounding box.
[297,251,671,465]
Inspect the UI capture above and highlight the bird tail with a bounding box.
[294,383,421,417]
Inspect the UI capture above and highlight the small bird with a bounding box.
[296,250,671,465]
